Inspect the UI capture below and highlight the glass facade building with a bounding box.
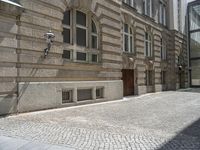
[188,1,200,86]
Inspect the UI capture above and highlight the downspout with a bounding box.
[16,6,24,113]
[16,14,20,113]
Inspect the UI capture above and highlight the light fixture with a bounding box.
[44,30,55,58]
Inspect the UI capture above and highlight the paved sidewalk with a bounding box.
[0,136,75,150]
[0,91,200,149]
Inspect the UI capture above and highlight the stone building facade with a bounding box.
[0,0,188,115]
[188,0,200,86]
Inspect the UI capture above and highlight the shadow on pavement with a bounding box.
[177,88,200,93]
[157,119,200,150]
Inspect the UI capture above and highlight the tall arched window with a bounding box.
[144,32,152,57]
[62,10,98,49]
[123,24,133,53]
[62,10,99,63]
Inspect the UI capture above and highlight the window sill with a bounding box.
[63,43,100,52]
[63,58,72,62]
[158,23,168,29]
[146,85,154,86]
[73,60,101,65]
[161,59,167,62]
[88,48,99,53]
[145,56,154,60]
[123,51,135,55]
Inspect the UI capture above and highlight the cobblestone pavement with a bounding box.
[0,91,200,150]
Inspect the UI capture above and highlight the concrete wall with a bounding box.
[18,80,123,113]
[0,95,17,115]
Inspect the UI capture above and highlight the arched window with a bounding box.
[144,32,152,57]
[62,10,99,49]
[91,20,98,49]
[123,24,133,53]
[62,10,99,63]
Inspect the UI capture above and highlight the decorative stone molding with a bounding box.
[0,0,24,16]
[66,0,93,11]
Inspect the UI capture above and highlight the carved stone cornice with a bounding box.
[0,0,24,17]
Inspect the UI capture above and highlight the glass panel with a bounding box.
[163,6,166,25]
[145,32,148,40]
[77,89,92,101]
[145,41,148,56]
[77,52,86,61]
[91,54,98,62]
[164,45,167,59]
[63,28,70,43]
[92,36,97,49]
[62,50,71,59]
[124,35,129,51]
[62,90,73,103]
[124,24,128,33]
[149,34,151,41]
[189,4,200,31]
[76,11,86,26]
[92,20,97,33]
[190,32,200,58]
[62,10,70,25]
[130,36,133,52]
[149,42,152,56]
[130,28,132,34]
[96,88,104,99]
[147,0,151,16]
[159,3,162,23]
[191,59,200,86]
[76,27,86,46]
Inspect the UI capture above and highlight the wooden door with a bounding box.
[122,69,134,96]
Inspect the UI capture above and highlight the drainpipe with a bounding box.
[16,14,20,113]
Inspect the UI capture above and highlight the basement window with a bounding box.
[96,88,104,99]
[62,90,73,104]
[77,89,92,101]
